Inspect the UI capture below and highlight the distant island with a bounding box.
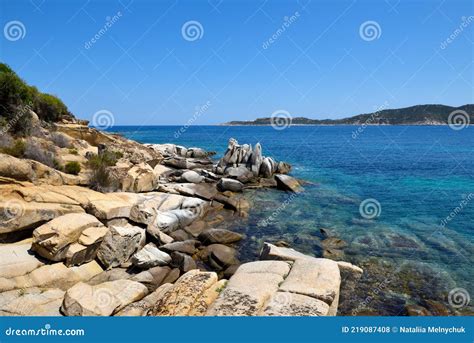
[223,104,473,126]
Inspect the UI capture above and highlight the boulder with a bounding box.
[160,240,198,255]
[61,280,148,316]
[198,229,243,245]
[259,157,274,178]
[260,242,311,261]
[0,288,66,316]
[263,292,329,316]
[131,243,172,269]
[187,148,208,158]
[207,244,239,270]
[249,143,263,175]
[276,161,292,174]
[171,252,197,273]
[149,270,219,316]
[32,213,108,266]
[274,174,302,192]
[0,243,44,279]
[122,163,157,193]
[225,166,254,183]
[130,266,180,292]
[115,283,174,316]
[217,178,244,192]
[180,170,204,184]
[97,225,145,269]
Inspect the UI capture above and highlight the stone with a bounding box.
[97,225,145,269]
[86,199,132,220]
[32,213,108,266]
[276,161,292,174]
[0,261,103,293]
[322,237,347,249]
[131,243,172,269]
[61,280,148,316]
[198,229,243,245]
[187,147,208,158]
[405,304,432,316]
[171,252,197,273]
[274,174,302,192]
[263,292,330,316]
[260,242,311,261]
[188,279,227,316]
[160,240,198,255]
[0,288,66,316]
[0,243,44,279]
[207,244,239,270]
[225,166,254,183]
[122,163,157,193]
[88,268,133,285]
[259,157,274,178]
[217,178,244,192]
[149,270,219,316]
[207,270,283,316]
[249,143,263,175]
[235,261,291,278]
[180,170,204,184]
[279,258,340,314]
[169,229,191,241]
[130,266,179,292]
[115,283,174,316]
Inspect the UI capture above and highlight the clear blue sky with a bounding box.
[0,0,472,125]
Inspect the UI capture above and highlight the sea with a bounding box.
[108,125,474,315]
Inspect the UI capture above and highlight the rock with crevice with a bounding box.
[131,243,172,269]
[32,213,108,266]
[61,279,148,316]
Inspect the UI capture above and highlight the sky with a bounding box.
[0,0,473,125]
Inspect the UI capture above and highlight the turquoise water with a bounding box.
[110,125,473,315]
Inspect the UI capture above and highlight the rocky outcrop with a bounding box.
[275,174,302,192]
[96,225,146,269]
[0,288,65,316]
[31,213,108,266]
[198,229,243,245]
[122,163,157,193]
[216,139,291,179]
[217,178,244,192]
[61,279,148,316]
[131,243,172,269]
[148,269,221,316]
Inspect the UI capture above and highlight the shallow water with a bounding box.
[111,125,474,315]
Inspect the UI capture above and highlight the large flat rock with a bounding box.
[0,243,44,279]
[0,288,65,316]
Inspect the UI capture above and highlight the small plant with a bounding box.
[51,132,71,148]
[1,139,26,157]
[68,147,78,155]
[64,161,81,175]
[23,139,55,167]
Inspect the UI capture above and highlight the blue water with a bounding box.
[109,125,473,315]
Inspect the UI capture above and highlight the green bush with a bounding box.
[1,139,26,157]
[65,161,81,175]
[87,152,119,191]
[68,147,78,155]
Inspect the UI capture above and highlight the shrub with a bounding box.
[68,147,78,155]
[65,161,81,175]
[23,139,56,167]
[1,139,26,157]
[51,132,71,148]
[87,152,120,191]
[34,93,70,122]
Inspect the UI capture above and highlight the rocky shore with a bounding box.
[0,117,363,316]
